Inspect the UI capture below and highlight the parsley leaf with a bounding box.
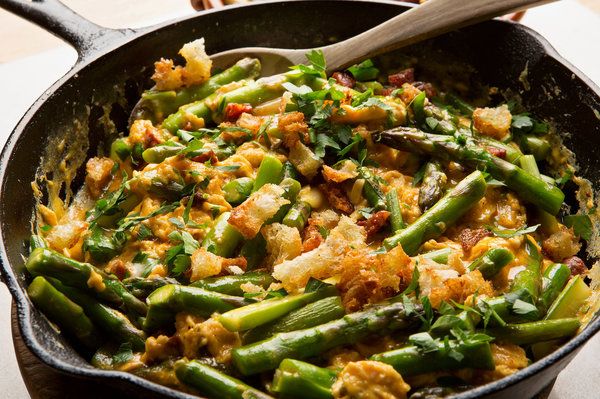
[409,332,439,353]
[112,342,133,364]
[314,134,341,158]
[347,59,379,81]
[563,214,592,241]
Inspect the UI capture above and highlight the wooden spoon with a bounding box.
[210,0,555,75]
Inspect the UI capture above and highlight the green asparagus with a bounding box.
[27,276,102,350]
[232,299,420,375]
[376,128,564,214]
[190,272,274,296]
[201,212,243,257]
[485,318,580,345]
[243,296,345,344]
[282,201,312,231]
[418,161,447,211]
[223,177,254,205]
[272,359,336,399]
[26,248,147,316]
[384,171,487,255]
[175,360,273,399]
[144,285,248,331]
[468,248,514,279]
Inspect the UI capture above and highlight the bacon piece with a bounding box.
[332,71,356,88]
[301,224,324,253]
[388,68,415,87]
[319,183,354,215]
[224,103,253,122]
[563,256,587,276]
[486,146,507,159]
[357,211,390,239]
[413,81,437,98]
[190,149,218,164]
[457,228,491,253]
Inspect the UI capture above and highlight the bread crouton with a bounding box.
[262,223,302,267]
[473,105,512,140]
[152,38,212,90]
[273,216,366,292]
[228,184,290,239]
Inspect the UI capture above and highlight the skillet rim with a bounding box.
[0,1,598,397]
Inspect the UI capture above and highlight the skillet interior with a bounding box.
[1,1,599,398]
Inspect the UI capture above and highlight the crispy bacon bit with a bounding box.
[107,259,128,280]
[224,103,253,122]
[191,150,218,164]
[564,256,587,276]
[388,68,415,87]
[486,146,507,159]
[357,211,390,239]
[319,183,354,215]
[458,228,491,253]
[332,71,356,88]
[301,224,324,253]
[221,256,248,273]
[380,87,395,96]
[413,81,437,98]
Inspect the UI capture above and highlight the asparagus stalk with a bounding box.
[123,276,180,299]
[357,166,387,210]
[370,340,494,375]
[253,154,284,192]
[142,141,185,164]
[201,212,243,257]
[27,276,102,350]
[545,276,591,320]
[519,154,559,233]
[520,135,550,161]
[445,93,474,116]
[272,359,337,399]
[384,171,487,255]
[163,70,308,132]
[485,318,580,345]
[472,135,523,164]
[417,248,452,264]
[538,263,571,313]
[49,278,146,351]
[509,235,542,305]
[144,285,248,332]
[468,248,514,280]
[26,248,147,316]
[29,235,48,251]
[175,360,273,399]
[223,177,255,205]
[282,201,312,231]
[376,128,564,214]
[239,234,267,271]
[190,272,274,296]
[136,58,261,122]
[267,178,302,224]
[386,189,405,233]
[219,285,337,332]
[418,161,447,211]
[232,299,420,375]
[243,296,345,344]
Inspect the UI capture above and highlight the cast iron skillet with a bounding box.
[0,1,599,398]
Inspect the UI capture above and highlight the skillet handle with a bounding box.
[0,0,136,59]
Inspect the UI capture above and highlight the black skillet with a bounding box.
[0,1,599,398]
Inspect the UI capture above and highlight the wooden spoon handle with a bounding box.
[322,0,555,72]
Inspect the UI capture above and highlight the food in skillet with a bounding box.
[26,39,599,398]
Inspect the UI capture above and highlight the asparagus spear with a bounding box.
[144,285,248,332]
[545,276,591,320]
[519,154,559,233]
[26,248,147,316]
[445,93,474,116]
[417,248,453,264]
[175,360,273,399]
[357,166,387,210]
[272,359,337,399]
[239,234,267,271]
[418,161,447,211]
[219,285,337,332]
[223,177,255,205]
[29,235,48,251]
[520,135,550,161]
[376,128,564,214]
[27,276,102,350]
[190,272,274,296]
[49,278,146,351]
[142,141,185,164]
[232,299,420,375]
[282,201,312,231]
[370,340,494,375]
[163,70,309,132]
[253,154,284,192]
[468,248,514,280]
[123,276,180,299]
[485,318,580,345]
[384,171,487,255]
[386,189,405,233]
[539,263,571,312]
[243,296,345,344]
[135,58,261,122]
[509,235,542,305]
[201,212,243,258]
